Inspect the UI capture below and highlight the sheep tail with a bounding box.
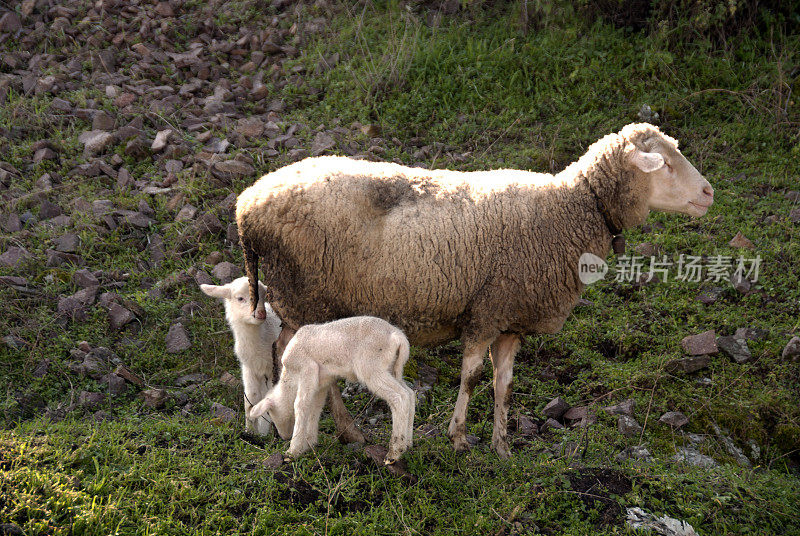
[241,235,260,315]
[392,331,410,380]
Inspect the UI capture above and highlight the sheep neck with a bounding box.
[585,179,626,254]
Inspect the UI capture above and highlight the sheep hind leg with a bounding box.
[447,337,493,452]
[366,374,414,464]
[490,333,521,460]
[328,384,367,444]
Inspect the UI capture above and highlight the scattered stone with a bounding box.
[680,330,717,355]
[734,327,767,341]
[175,372,209,386]
[101,373,128,396]
[311,131,335,156]
[79,391,106,409]
[664,355,711,374]
[205,251,224,265]
[0,12,22,33]
[789,208,800,224]
[0,524,24,536]
[563,406,593,424]
[175,204,198,222]
[634,242,657,257]
[517,415,538,436]
[212,261,242,284]
[33,147,57,163]
[716,336,751,364]
[604,398,635,416]
[108,302,136,330]
[3,335,27,350]
[542,397,570,420]
[730,272,751,294]
[0,246,32,268]
[55,233,80,253]
[220,371,240,387]
[114,364,144,386]
[615,445,653,463]
[711,424,751,467]
[236,118,265,137]
[142,388,169,409]
[73,268,99,288]
[155,1,175,17]
[781,336,800,361]
[672,446,717,468]
[212,159,254,180]
[626,507,699,536]
[151,129,173,152]
[728,231,754,249]
[659,411,689,429]
[79,130,115,156]
[148,234,166,266]
[263,452,285,469]
[618,415,643,436]
[165,323,191,353]
[92,111,116,131]
[541,418,564,431]
[211,402,237,422]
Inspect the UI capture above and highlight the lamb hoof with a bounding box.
[384,456,397,465]
[451,437,471,453]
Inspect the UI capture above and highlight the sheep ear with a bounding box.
[200,284,230,299]
[250,398,272,418]
[258,281,268,295]
[630,149,665,173]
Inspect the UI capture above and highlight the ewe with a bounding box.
[200,277,281,435]
[250,316,414,464]
[236,123,714,458]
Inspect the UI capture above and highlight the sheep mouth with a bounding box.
[688,201,711,214]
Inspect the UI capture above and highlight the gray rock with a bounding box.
[3,335,27,350]
[211,402,237,422]
[563,406,595,426]
[664,355,711,374]
[0,246,32,268]
[615,445,653,462]
[56,233,80,253]
[659,411,689,428]
[39,199,62,219]
[175,372,209,386]
[148,234,166,266]
[79,391,106,408]
[236,118,265,137]
[734,327,767,341]
[311,131,335,156]
[142,388,169,409]
[33,359,50,378]
[73,268,99,288]
[212,261,242,284]
[730,272,751,294]
[542,397,570,420]
[541,417,564,431]
[517,415,537,436]
[101,373,128,396]
[212,159,254,179]
[79,130,115,155]
[92,111,116,130]
[114,364,144,387]
[0,12,23,33]
[151,129,173,152]
[716,336,751,364]
[604,398,636,416]
[108,302,135,330]
[782,336,800,361]
[672,446,717,468]
[712,424,751,467]
[165,323,191,353]
[175,204,198,222]
[681,330,718,355]
[618,415,643,436]
[194,212,223,236]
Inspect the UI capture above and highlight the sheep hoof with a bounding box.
[384,456,397,466]
[451,437,471,453]
[494,442,512,460]
[337,426,367,445]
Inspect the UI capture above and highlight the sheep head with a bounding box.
[200,276,269,325]
[622,123,714,217]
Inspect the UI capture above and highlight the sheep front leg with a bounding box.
[287,366,326,458]
[448,337,492,452]
[489,334,521,460]
[241,362,273,436]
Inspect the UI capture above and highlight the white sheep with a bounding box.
[200,276,281,435]
[250,316,414,464]
[237,123,715,458]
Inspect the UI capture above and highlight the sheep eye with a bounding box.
[237,297,245,302]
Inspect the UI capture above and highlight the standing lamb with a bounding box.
[200,277,281,435]
[249,316,414,464]
[236,123,714,458]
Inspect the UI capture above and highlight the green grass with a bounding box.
[1,1,799,534]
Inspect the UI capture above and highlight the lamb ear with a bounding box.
[200,284,230,299]
[630,149,665,173]
[250,398,272,418]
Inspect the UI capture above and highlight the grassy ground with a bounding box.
[1,0,799,534]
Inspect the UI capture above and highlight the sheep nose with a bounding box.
[256,309,266,320]
[703,184,714,198]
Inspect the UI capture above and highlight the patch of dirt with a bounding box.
[565,467,632,526]
[273,471,322,507]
